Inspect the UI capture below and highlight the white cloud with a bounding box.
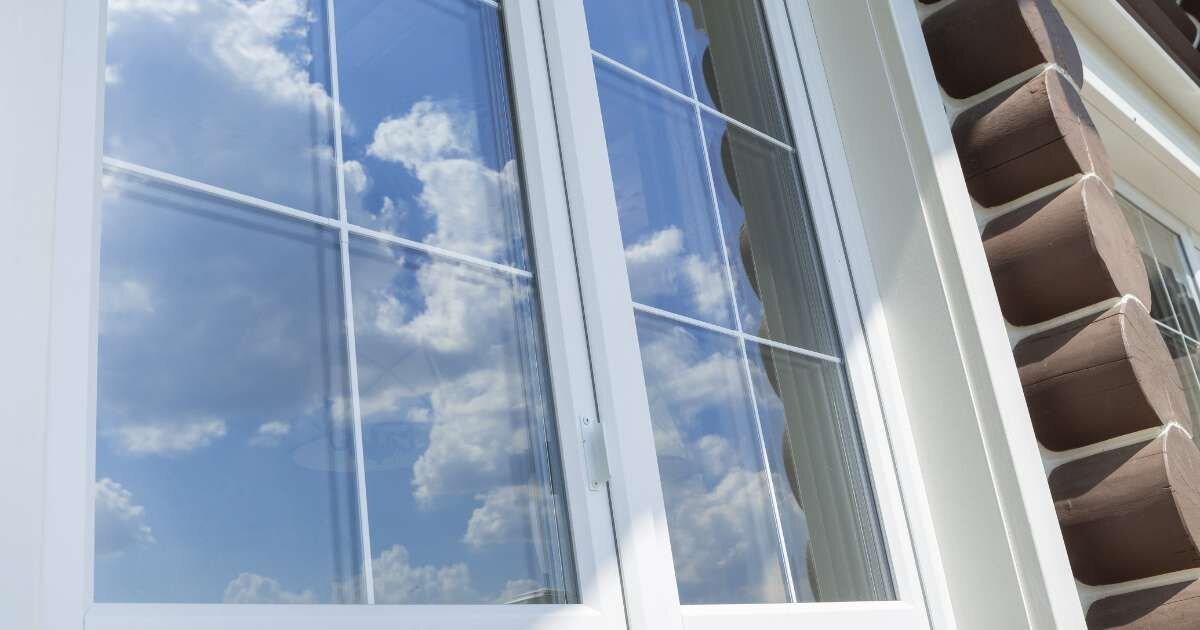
[249,419,291,447]
[111,418,227,455]
[367,101,470,170]
[364,99,520,262]
[412,368,531,504]
[369,544,476,604]
[463,485,534,549]
[222,573,317,604]
[342,159,369,196]
[108,0,199,19]
[668,468,790,603]
[94,478,155,557]
[211,0,334,112]
[624,226,730,322]
[105,65,121,85]
[101,279,155,316]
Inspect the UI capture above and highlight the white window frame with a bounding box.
[41,0,949,629]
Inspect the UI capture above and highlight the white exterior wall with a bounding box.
[0,2,68,629]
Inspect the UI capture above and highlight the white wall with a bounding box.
[0,2,68,629]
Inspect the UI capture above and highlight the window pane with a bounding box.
[95,172,362,603]
[1141,216,1200,339]
[585,0,894,605]
[635,314,790,604]
[105,0,337,216]
[584,0,690,94]
[704,114,837,355]
[1120,201,1181,329]
[1161,329,1200,433]
[348,238,576,604]
[747,341,893,602]
[334,0,531,269]
[677,0,789,141]
[596,64,735,327]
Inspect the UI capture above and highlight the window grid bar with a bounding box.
[590,50,795,154]
[667,0,798,601]
[1156,318,1200,347]
[325,0,376,604]
[101,157,534,281]
[632,302,843,365]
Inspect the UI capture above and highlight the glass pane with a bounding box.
[595,64,735,327]
[704,113,837,355]
[677,0,789,141]
[105,0,337,216]
[583,0,690,94]
[1161,328,1200,433]
[95,172,362,603]
[747,341,893,602]
[635,314,790,604]
[1119,201,1176,327]
[1142,215,1200,339]
[334,0,530,269]
[348,238,576,604]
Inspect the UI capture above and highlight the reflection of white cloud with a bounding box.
[223,573,317,604]
[365,99,520,261]
[640,323,744,427]
[101,279,155,316]
[105,65,121,85]
[212,0,334,111]
[697,434,737,479]
[413,368,531,504]
[112,418,227,455]
[463,485,533,549]
[95,478,155,557]
[625,226,729,322]
[342,159,369,196]
[369,544,476,604]
[249,419,291,447]
[109,0,199,19]
[367,101,470,171]
[668,468,788,603]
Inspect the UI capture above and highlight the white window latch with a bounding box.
[580,416,611,491]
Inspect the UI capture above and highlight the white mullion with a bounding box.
[537,0,684,627]
[588,50,794,154]
[667,0,798,602]
[325,0,375,604]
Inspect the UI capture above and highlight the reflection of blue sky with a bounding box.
[97,0,573,606]
[584,0,690,94]
[96,173,361,603]
[595,63,735,328]
[635,314,794,603]
[105,0,338,216]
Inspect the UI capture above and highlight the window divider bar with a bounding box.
[589,49,795,154]
[631,301,843,364]
[668,0,797,598]
[99,158,533,281]
[325,0,376,604]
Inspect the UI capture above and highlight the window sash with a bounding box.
[540,0,931,627]
[48,0,941,628]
